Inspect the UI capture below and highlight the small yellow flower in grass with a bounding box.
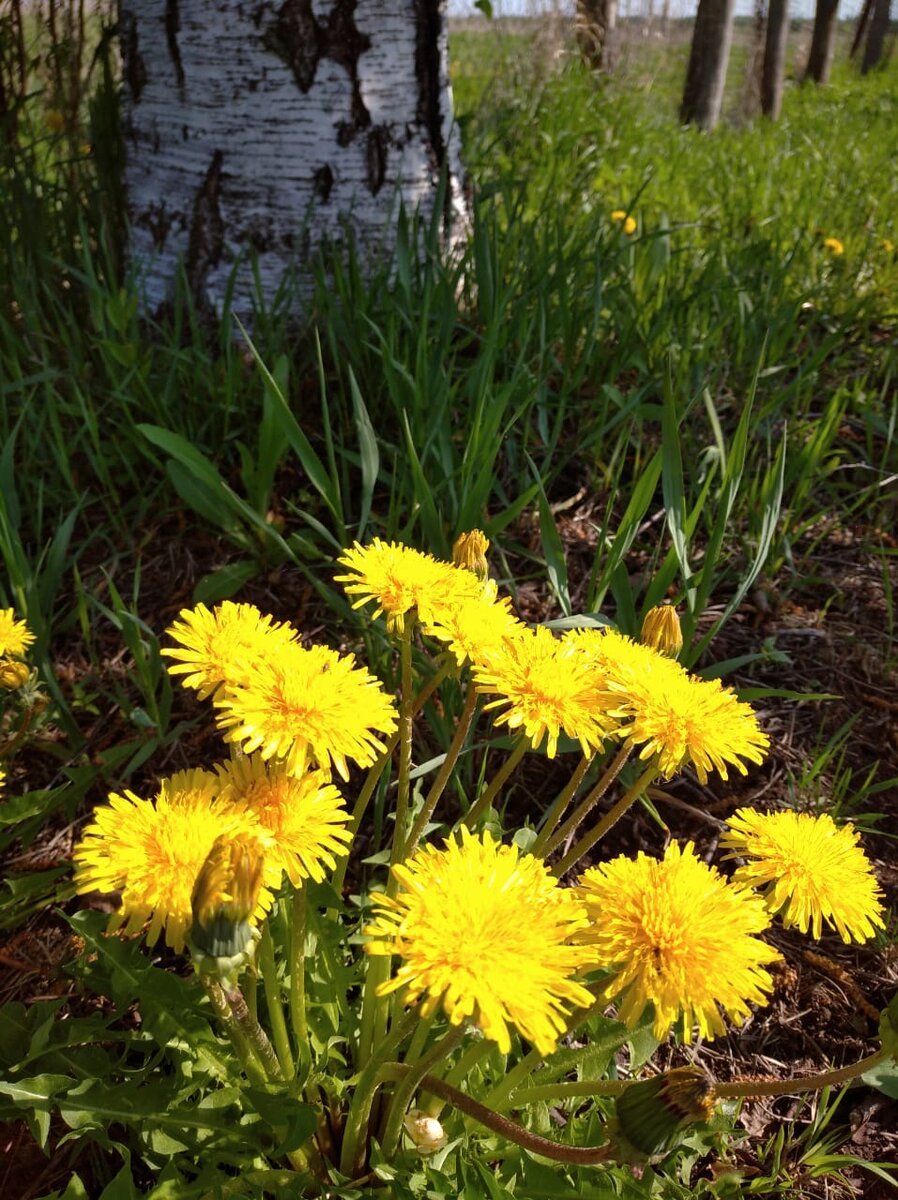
[336,538,482,634]
[0,659,30,689]
[611,210,637,236]
[162,601,299,700]
[0,766,4,794]
[73,769,275,952]
[452,529,490,580]
[215,754,352,886]
[365,828,594,1054]
[0,609,35,658]
[576,842,779,1042]
[721,808,885,943]
[473,625,620,757]
[882,238,895,255]
[823,237,844,256]
[214,640,398,780]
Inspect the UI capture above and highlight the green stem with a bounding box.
[289,884,310,1080]
[404,683,479,853]
[379,1066,614,1166]
[511,1079,630,1106]
[380,1025,466,1160]
[224,983,284,1082]
[390,626,415,867]
[538,744,631,860]
[553,763,658,877]
[258,922,296,1081]
[201,975,269,1086]
[339,1005,420,1177]
[713,1049,888,1099]
[461,737,528,829]
[531,752,594,858]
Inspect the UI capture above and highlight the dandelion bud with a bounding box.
[403,1109,448,1155]
[640,604,683,658]
[615,1067,715,1159]
[189,834,265,980]
[452,530,490,580]
[0,659,30,690]
[879,993,898,1062]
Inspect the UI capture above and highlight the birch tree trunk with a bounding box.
[761,0,789,117]
[804,0,839,82]
[119,0,466,316]
[680,0,738,129]
[861,0,891,71]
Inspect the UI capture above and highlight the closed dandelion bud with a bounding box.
[879,993,898,1062]
[403,1109,448,1155]
[615,1067,715,1158]
[0,659,30,690]
[452,530,490,580]
[640,604,683,658]
[189,834,265,980]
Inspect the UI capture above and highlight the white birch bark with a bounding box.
[120,0,466,315]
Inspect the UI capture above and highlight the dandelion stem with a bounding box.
[289,884,310,1081]
[553,763,658,876]
[404,683,479,852]
[391,625,415,864]
[537,747,631,859]
[223,982,284,1082]
[339,1005,420,1177]
[461,737,527,829]
[379,1066,615,1166]
[713,1049,888,1099]
[258,922,295,1081]
[200,975,268,1087]
[380,1024,465,1160]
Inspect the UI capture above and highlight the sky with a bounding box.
[448,0,865,20]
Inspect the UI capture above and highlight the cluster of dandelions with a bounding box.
[0,607,38,795]
[73,532,885,1068]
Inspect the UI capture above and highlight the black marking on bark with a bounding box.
[313,163,334,202]
[366,126,389,194]
[165,0,186,91]
[264,0,372,144]
[138,202,174,249]
[121,12,147,105]
[414,0,446,169]
[186,150,225,301]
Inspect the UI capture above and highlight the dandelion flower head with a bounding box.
[473,624,620,757]
[823,237,844,256]
[721,808,885,943]
[163,601,299,700]
[0,608,35,658]
[336,538,483,634]
[215,754,352,886]
[366,827,594,1054]
[576,841,779,1042]
[73,770,275,952]
[423,581,525,667]
[214,639,398,780]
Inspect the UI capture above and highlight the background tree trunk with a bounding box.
[119,0,466,317]
[761,0,789,117]
[680,0,738,129]
[576,0,619,70]
[804,0,840,81]
[861,0,891,70]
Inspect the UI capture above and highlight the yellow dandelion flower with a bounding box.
[73,772,275,952]
[472,625,619,757]
[563,626,686,691]
[576,842,779,1042]
[611,210,637,235]
[0,608,36,658]
[215,754,352,886]
[882,238,895,254]
[214,640,397,780]
[823,237,844,256]
[422,582,525,667]
[607,662,768,784]
[335,538,482,634]
[0,766,4,794]
[162,601,299,701]
[0,659,30,689]
[721,808,886,943]
[366,828,594,1054]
